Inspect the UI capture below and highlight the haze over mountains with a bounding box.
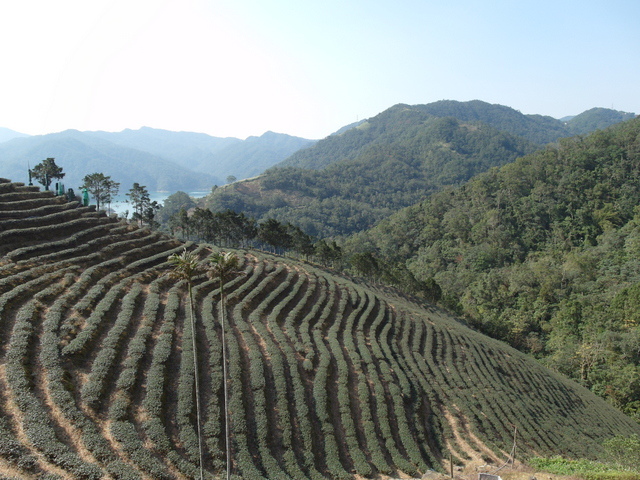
[0,127,314,193]
[0,100,633,198]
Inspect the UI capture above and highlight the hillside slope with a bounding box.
[202,102,634,238]
[345,117,640,416]
[1,178,639,480]
[204,116,537,237]
[279,101,634,170]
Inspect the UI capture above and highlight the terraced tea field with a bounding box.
[1,177,639,480]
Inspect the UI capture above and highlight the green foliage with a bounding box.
[80,172,120,212]
[156,191,196,225]
[347,117,640,414]
[203,102,632,238]
[567,108,636,136]
[205,113,537,237]
[529,456,640,480]
[31,157,65,191]
[126,182,159,228]
[603,434,640,470]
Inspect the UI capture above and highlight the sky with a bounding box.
[1,0,638,140]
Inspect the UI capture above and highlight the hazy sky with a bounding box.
[1,0,638,139]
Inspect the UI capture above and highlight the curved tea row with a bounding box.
[1,178,639,480]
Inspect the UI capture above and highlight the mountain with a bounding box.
[0,127,315,196]
[345,116,640,418]
[201,101,634,238]
[0,127,29,144]
[280,101,634,170]
[203,116,537,237]
[89,127,315,181]
[0,129,220,192]
[566,107,636,135]
[0,177,638,479]
[209,130,316,179]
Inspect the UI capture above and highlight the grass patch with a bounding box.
[529,456,640,480]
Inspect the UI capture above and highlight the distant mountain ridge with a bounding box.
[0,130,220,193]
[88,127,315,180]
[0,127,29,144]
[280,100,635,170]
[0,127,314,194]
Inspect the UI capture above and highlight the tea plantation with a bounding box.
[1,177,639,480]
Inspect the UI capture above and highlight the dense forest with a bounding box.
[201,102,634,238]
[204,115,537,237]
[345,117,640,419]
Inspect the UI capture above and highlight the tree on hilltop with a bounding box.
[127,183,159,227]
[80,173,120,211]
[32,157,65,191]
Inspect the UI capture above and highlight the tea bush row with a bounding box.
[226,293,266,480]
[0,205,95,231]
[234,264,294,479]
[40,279,139,479]
[329,285,373,476]
[268,272,325,480]
[141,289,187,465]
[366,300,418,475]
[248,268,311,479]
[352,289,395,474]
[5,300,104,479]
[82,283,143,409]
[309,281,351,479]
[376,308,423,475]
[293,273,323,363]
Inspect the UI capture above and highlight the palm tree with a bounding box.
[167,248,205,480]
[208,251,241,480]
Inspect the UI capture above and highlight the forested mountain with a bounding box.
[89,127,315,180]
[345,117,640,418]
[0,177,638,479]
[566,107,636,135]
[202,102,634,238]
[280,101,634,170]
[203,117,537,237]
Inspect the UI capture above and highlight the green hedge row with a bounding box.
[82,283,143,409]
[39,276,140,479]
[309,280,351,480]
[353,289,395,474]
[226,286,267,480]
[328,284,372,476]
[5,300,104,479]
[62,278,131,357]
[270,271,326,480]
[236,263,294,479]
[140,287,199,478]
[250,267,313,479]
[395,313,445,469]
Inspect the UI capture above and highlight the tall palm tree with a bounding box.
[167,248,205,480]
[208,251,241,480]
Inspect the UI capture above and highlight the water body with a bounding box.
[106,191,209,216]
